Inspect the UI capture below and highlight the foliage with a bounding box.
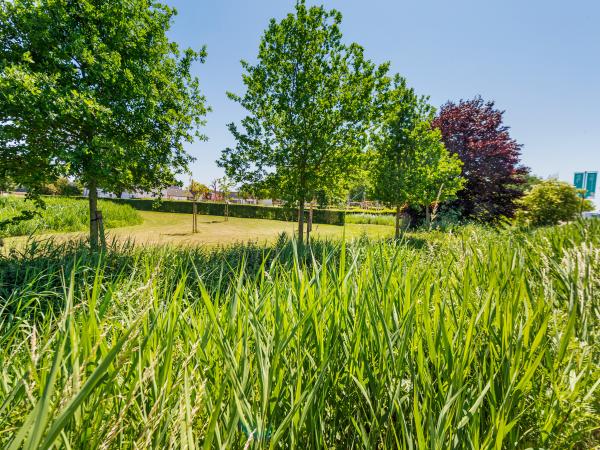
[1,222,599,448]
[516,179,594,226]
[219,0,388,241]
[432,97,529,221]
[0,196,141,238]
[187,180,210,201]
[371,77,463,236]
[0,0,208,246]
[107,198,347,225]
[40,177,83,196]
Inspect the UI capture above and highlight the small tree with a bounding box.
[414,130,464,227]
[0,0,208,249]
[218,176,235,220]
[219,0,388,244]
[188,180,209,201]
[515,179,593,226]
[371,77,462,238]
[188,180,209,233]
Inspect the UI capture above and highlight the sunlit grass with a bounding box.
[1,222,599,448]
[0,196,142,238]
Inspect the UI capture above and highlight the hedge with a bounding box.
[103,198,346,226]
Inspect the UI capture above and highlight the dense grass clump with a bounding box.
[346,212,396,226]
[0,223,599,448]
[0,196,142,237]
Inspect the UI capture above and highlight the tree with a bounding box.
[371,77,463,238]
[188,180,209,233]
[415,133,464,227]
[0,0,208,248]
[515,179,593,226]
[39,177,82,196]
[432,97,528,222]
[188,180,209,201]
[218,0,388,244]
[218,176,235,220]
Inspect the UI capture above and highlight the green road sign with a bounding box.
[574,171,597,199]
[574,172,584,190]
[586,172,597,198]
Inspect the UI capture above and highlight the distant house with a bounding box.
[164,187,192,201]
[82,188,156,199]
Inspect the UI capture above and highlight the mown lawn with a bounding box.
[4,210,400,248]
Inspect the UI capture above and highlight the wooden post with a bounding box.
[193,202,198,233]
[297,199,305,245]
[88,180,99,250]
[97,210,106,249]
[307,201,314,243]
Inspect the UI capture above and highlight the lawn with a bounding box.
[4,210,398,248]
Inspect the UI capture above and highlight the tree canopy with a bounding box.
[371,77,463,237]
[432,97,528,222]
[0,0,208,247]
[218,0,388,243]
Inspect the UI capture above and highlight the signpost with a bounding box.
[574,171,597,199]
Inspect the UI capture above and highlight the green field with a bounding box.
[3,209,403,249]
[1,221,598,448]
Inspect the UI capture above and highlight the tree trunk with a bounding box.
[306,201,314,244]
[88,180,99,250]
[425,205,431,228]
[298,198,305,245]
[395,204,401,240]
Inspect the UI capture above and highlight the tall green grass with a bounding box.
[345,213,396,226]
[0,196,142,237]
[0,223,599,448]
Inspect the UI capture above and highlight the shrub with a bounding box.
[516,179,594,226]
[107,198,346,225]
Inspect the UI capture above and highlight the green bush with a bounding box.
[516,179,594,226]
[0,196,142,237]
[107,198,347,225]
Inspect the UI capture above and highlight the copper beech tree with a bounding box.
[432,97,528,222]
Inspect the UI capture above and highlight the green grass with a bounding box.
[1,222,599,448]
[0,196,142,238]
[346,212,396,226]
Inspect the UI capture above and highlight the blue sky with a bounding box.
[167,0,599,189]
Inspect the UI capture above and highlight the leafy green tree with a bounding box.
[0,0,208,248]
[188,180,209,201]
[515,179,593,226]
[415,132,464,227]
[218,0,388,243]
[371,77,462,237]
[187,180,208,233]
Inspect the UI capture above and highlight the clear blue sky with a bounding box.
[167,0,600,189]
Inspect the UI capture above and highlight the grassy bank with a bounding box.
[1,223,599,448]
[0,196,142,237]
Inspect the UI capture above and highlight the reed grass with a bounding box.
[345,213,396,226]
[0,222,598,448]
[0,196,142,238]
